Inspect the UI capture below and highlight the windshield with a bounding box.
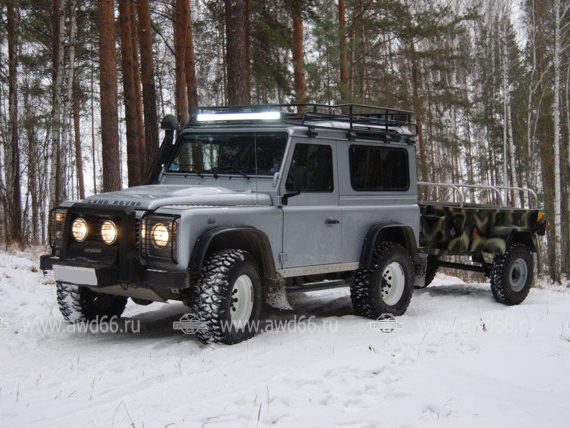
[167,132,288,176]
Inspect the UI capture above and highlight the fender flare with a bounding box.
[360,223,421,268]
[189,226,277,279]
[505,229,537,253]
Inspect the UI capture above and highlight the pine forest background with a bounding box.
[1,0,570,283]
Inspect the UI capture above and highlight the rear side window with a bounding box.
[286,143,334,192]
[349,145,409,191]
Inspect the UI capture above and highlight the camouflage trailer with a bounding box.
[41,104,547,344]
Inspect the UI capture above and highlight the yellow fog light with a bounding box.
[101,220,118,245]
[151,223,169,248]
[72,218,88,242]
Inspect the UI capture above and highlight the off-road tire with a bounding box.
[351,242,414,318]
[192,249,262,344]
[56,282,128,322]
[490,244,533,305]
[417,256,438,289]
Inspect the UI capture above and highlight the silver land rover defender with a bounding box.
[41,104,545,344]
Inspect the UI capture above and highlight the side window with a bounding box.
[349,145,409,191]
[286,143,334,192]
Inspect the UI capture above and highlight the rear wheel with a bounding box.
[192,249,262,344]
[351,242,414,318]
[490,244,533,305]
[56,282,127,322]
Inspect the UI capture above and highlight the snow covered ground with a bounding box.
[1,249,569,428]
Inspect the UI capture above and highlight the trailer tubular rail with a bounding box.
[418,182,538,209]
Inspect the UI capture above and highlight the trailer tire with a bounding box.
[192,249,262,344]
[490,244,533,305]
[56,282,127,322]
[351,242,414,318]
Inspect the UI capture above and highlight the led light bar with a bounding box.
[196,111,281,122]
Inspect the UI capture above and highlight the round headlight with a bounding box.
[151,223,170,248]
[72,218,88,242]
[101,220,117,245]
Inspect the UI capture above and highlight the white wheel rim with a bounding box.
[381,262,405,306]
[509,258,528,292]
[230,274,254,328]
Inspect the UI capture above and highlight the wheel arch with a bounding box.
[505,229,537,253]
[189,226,277,280]
[360,223,421,268]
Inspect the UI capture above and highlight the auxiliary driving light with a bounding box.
[196,111,281,122]
[101,220,118,245]
[151,223,170,248]
[72,218,88,242]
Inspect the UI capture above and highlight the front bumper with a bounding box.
[41,255,187,289]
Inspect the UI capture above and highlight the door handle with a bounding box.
[325,218,340,225]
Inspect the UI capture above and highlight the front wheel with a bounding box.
[351,242,414,318]
[490,244,533,305]
[192,249,262,344]
[56,282,127,322]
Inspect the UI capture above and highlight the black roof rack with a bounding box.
[189,103,417,142]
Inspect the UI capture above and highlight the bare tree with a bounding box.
[50,0,67,209]
[174,0,189,124]
[119,0,142,186]
[137,0,160,173]
[553,0,562,282]
[339,0,349,101]
[291,2,307,109]
[98,0,122,191]
[225,0,250,105]
[6,0,22,244]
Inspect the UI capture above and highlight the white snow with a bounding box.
[1,249,570,427]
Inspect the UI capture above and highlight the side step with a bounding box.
[435,260,488,273]
[287,279,350,293]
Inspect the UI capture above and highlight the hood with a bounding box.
[83,185,273,210]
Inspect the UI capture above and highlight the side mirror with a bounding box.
[161,114,180,131]
[282,166,307,205]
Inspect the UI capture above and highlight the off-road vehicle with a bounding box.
[41,104,547,344]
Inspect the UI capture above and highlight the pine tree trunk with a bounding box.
[98,0,122,192]
[553,0,562,282]
[119,0,142,186]
[409,37,427,183]
[225,0,250,105]
[174,0,189,125]
[535,0,556,280]
[50,0,67,209]
[292,11,306,110]
[73,76,85,200]
[91,59,97,194]
[137,0,160,174]
[184,1,203,170]
[130,2,146,176]
[61,0,78,203]
[185,1,198,114]
[339,0,348,102]
[7,2,22,244]
[245,0,251,98]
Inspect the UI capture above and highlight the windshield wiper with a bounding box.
[232,168,250,180]
[185,169,204,178]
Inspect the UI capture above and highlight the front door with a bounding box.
[281,139,342,268]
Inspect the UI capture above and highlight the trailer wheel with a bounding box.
[192,249,262,344]
[490,244,533,305]
[416,256,438,289]
[351,242,414,318]
[56,282,127,322]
